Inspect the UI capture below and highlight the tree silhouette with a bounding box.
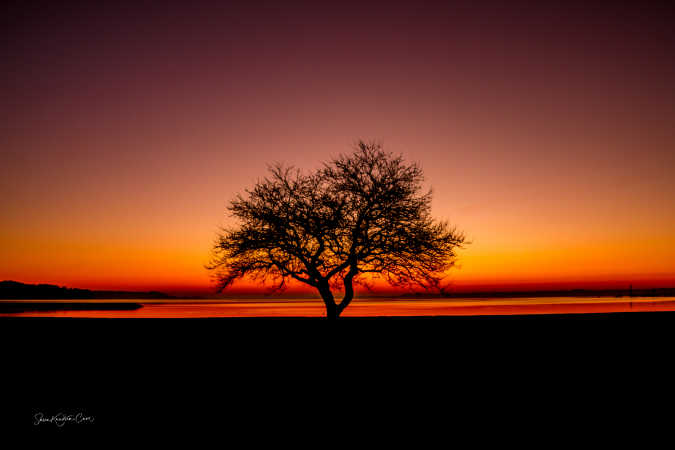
[208,141,466,319]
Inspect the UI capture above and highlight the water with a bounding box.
[2,296,675,318]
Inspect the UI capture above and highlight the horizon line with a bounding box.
[4,279,675,298]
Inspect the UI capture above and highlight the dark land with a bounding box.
[3,280,674,303]
[3,279,674,437]
[3,312,674,439]
[0,280,172,300]
[407,287,675,298]
[0,302,143,313]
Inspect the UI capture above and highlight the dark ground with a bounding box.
[0,280,171,299]
[2,312,674,441]
[0,302,143,312]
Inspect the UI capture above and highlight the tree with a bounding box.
[208,141,466,319]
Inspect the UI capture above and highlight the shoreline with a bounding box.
[1,297,674,316]
[0,302,142,313]
[2,310,675,320]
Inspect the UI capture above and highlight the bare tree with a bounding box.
[208,141,466,319]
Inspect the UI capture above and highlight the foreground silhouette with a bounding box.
[209,141,466,318]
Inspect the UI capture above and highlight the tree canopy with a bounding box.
[208,141,466,318]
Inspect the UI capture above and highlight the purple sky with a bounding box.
[2,1,674,293]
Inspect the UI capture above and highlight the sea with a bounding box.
[2,296,675,317]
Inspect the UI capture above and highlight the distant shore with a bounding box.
[0,280,172,300]
[405,287,675,299]
[0,302,143,313]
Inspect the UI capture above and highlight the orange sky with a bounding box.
[2,2,674,295]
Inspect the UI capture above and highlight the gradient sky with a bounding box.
[2,1,675,295]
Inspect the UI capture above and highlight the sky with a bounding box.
[2,1,675,295]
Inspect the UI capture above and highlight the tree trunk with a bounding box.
[336,265,358,317]
[318,268,357,319]
[325,302,338,320]
[318,281,338,320]
[336,272,356,317]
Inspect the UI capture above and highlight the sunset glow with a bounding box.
[2,2,674,295]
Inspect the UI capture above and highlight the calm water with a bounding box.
[2,297,675,318]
